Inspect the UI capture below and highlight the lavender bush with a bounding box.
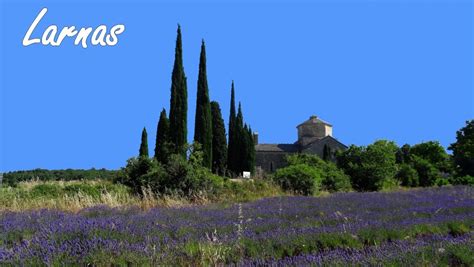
[0,186,472,265]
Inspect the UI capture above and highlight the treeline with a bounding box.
[273,120,474,194]
[120,26,256,196]
[2,169,118,186]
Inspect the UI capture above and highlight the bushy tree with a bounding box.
[411,141,451,173]
[169,25,188,157]
[211,101,227,176]
[194,40,213,168]
[273,164,322,195]
[449,120,474,177]
[139,127,149,158]
[337,140,398,191]
[154,109,171,164]
[412,155,441,187]
[396,164,419,187]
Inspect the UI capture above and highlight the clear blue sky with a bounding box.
[1,0,472,172]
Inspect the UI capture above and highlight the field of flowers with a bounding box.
[0,186,473,266]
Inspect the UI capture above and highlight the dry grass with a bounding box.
[0,179,287,213]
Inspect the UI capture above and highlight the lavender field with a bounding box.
[0,186,473,266]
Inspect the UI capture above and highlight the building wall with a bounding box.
[255,151,294,173]
[297,124,332,145]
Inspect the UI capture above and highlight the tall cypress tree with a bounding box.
[227,81,237,175]
[235,102,245,174]
[169,25,188,157]
[139,127,149,158]
[211,101,227,176]
[154,108,170,164]
[194,40,213,168]
[247,125,256,173]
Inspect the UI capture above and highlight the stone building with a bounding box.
[255,115,347,173]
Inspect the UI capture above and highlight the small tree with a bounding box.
[337,140,398,191]
[139,127,149,158]
[154,109,170,164]
[449,120,474,177]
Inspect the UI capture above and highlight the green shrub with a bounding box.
[29,184,62,198]
[120,144,224,197]
[396,164,419,187]
[286,154,351,192]
[273,164,322,195]
[449,175,474,185]
[63,184,101,198]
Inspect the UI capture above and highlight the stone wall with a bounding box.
[255,151,294,173]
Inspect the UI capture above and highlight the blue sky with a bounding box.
[1,0,472,172]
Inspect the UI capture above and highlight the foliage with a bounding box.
[448,175,474,186]
[139,127,149,158]
[410,141,452,174]
[449,120,474,177]
[154,108,171,164]
[2,168,119,186]
[194,41,213,169]
[412,155,441,187]
[273,164,322,195]
[210,101,227,176]
[396,164,419,187]
[121,143,224,197]
[169,25,188,157]
[337,140,399,191]
[286,154,351,192]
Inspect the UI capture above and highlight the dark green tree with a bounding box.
[154,108,170,164]
[396,144,411,164]
[194,40,213,168]
[169,25,188,157]
[211,101,227,176]
[227,81,237,175]
[337,140,398,191]
[449,120,474,177]
[139,127,149,158]
[234,102,245,173]
[411,141,451,173]
[245,125,256,173]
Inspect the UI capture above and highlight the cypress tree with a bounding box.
[194,40,213,168]
[227,82,237,175]
[154,108,170,164]
[235,102,245,174]
[139,127,149,158]
[247,125,256,173]
[211,101,227,176]
[169,25,188,157]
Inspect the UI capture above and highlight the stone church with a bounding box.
[255,115,347,173]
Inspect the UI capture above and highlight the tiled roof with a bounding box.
[255,144,300,152]
[297,115,332,127]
